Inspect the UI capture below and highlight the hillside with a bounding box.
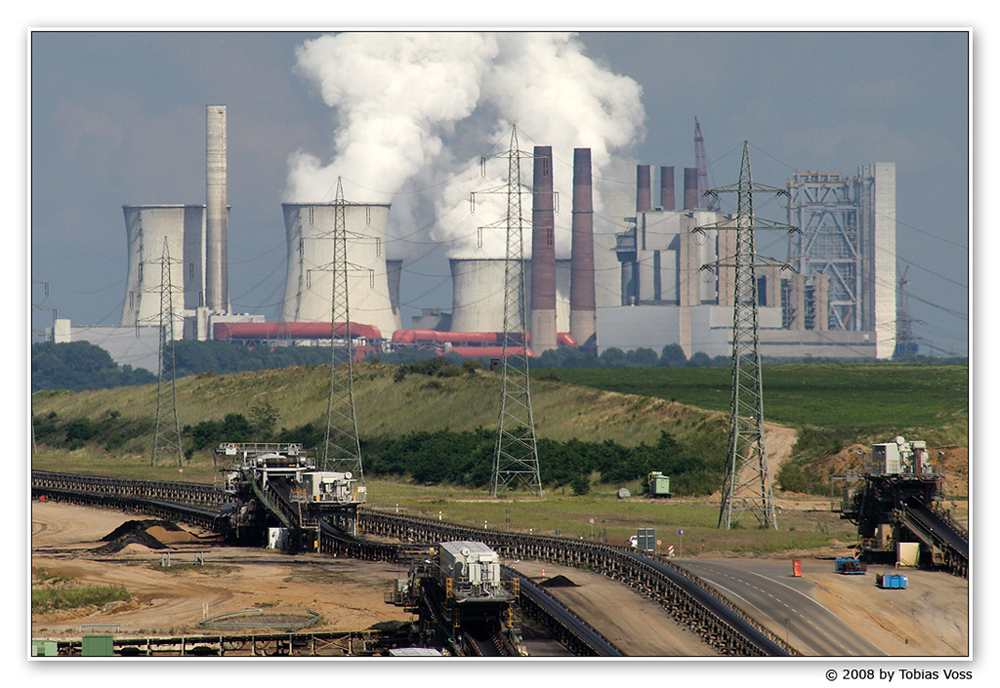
[30,361,968,497]
[30,362,732,481]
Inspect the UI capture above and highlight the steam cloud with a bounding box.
[285,32,645,259]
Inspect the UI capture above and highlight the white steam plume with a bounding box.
[286,32,498,204]
[285,32,645,259]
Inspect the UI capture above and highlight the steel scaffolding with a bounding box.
[151,238,184,467]
[488,127,542,498]
[321,179,364,482]
[699,143,796,529]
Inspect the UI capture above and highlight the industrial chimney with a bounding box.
[684,167,699,210]
[205,105,229,313]
[570,148,596,347]
[636,164,652,212]
[530,146,557,353]
[660,166,675,210]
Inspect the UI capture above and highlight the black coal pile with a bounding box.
[538,575,578,588]
[93,519,174,554]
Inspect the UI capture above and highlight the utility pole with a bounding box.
[151,238,184,467]
[487,126,542,498]
[697,142,796,529]
[321,178,364,483]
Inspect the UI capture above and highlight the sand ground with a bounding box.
[30,500,968,659]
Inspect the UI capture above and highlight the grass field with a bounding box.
[546,364,968,431]
[362,478,860,555]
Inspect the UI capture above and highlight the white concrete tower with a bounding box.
[205,105,229,314]
[858,162,897,359]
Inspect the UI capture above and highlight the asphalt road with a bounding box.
[678,558,886,657]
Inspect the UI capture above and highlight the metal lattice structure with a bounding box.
[694,118,720,211]
[699,143,796,529]
[786,171,860,331]
[151,238,184,467]
[489,127,542,498]
[321,179,364,482]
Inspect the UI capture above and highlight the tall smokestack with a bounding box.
[636,164,651,212]
[570,148,596,347]
[684,167,699,210]
[660,166,675,210]
[206,105,228,313]
[530,146,557,353]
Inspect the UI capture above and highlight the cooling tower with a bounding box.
[530,146,558,353]
[450,257,565,337]
[205,105,229,313]
[386,258,403,327]
[120,204,208,334]
[450,258,509,333]
[280,202,401,336]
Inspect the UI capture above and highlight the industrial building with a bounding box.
[599,161,896,360]
[48,105,263,373]
[46,108,899,368]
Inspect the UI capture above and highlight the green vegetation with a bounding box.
[363,478,859,554]
[32,341,155,392]
[361,428,719,495]
[31,584,130,613]
[547,364,968,431]
[31,360,727,475]
[548,364,968,497]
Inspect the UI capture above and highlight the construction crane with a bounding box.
[695,118,720,211]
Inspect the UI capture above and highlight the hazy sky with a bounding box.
[29,29,970,356]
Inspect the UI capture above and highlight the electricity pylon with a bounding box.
[487,126,542,498]
[151,238,184,467]
[697,142,797,529]
[321,178,364,484]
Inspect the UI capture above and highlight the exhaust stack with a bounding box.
[684,167,699,210]
[660,166,675,210]
[530,146,558,353]
[206,105,229,313]
[636,164,652,212]
[570,148,596,347]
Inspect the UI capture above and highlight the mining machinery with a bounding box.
[837,437,967,576]
[218,442,366,548]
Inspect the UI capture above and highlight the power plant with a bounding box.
[47,109,900,368]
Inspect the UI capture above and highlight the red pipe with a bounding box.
[213,321,382,341]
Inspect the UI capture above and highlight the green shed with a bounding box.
[81,634,114,657]
[31,639,58,657]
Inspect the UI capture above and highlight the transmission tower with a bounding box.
[321,178,364,483]
[697,142,797,529]
[151,238,185,467]
[487,126,542,498]
[894,266,918,358]
[694,118,720,211]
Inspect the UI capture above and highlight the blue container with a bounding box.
[878,573,908,589]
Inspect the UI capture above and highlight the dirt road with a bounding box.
[31,501,413,638]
